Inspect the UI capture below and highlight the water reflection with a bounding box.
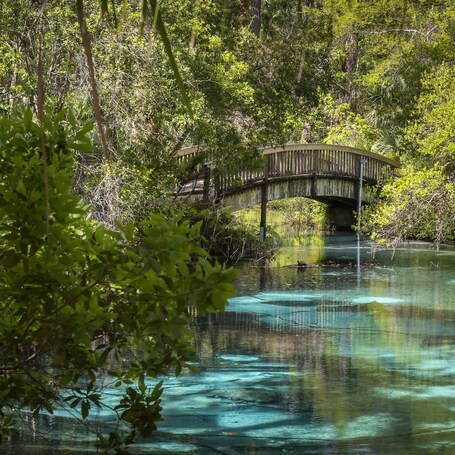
[188,236,455,454]
[6,235,455,454]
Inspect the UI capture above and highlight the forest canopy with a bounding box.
[2,1,454,238]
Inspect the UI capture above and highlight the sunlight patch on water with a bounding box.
[229,292,323,305]
[343,413,396,439]
[375,385,455,400]
[217,407,289,430]
[322,271,353,276]
[226,412,396,441]
[415,386,455,399]
[225,295,315,315]
[352,296,405,305]
[242,421,337,440]
[257,292,322,301]
[415,422,455,432]
[218,355,260,362]
[229,292,407,310]
[129,442,199,453]
[417,359,453,371]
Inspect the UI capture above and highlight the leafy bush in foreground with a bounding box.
[0,109,236,451]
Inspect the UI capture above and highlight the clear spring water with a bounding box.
[5,235,455,454]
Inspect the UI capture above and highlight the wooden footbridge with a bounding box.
[176,143,400,233]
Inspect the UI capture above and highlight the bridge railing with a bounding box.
[263,144,397,182]
[176,143,400,198]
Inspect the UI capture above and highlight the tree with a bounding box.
[361,167,455,250]
[361,64,455,249]
[405,64,455,170]
[0,108,237,450]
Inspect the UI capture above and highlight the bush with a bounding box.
[182,203,280,263]
[0,109,236,450]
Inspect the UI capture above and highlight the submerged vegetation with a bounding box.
[1,0,455,450]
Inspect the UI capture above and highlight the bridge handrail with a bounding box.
[260,143,400,168]
[175,142,400,169]
[175,145,206,158]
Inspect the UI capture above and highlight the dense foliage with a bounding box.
[1,0,455,450]
[185,203,281,263]
[0,108,236,450]
[361,62,455,247]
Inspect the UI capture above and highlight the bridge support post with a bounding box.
[260,158,269,243]
[357,158,367,239]
[310,173,316,198]
[202,164,210,204]
[260,186,266,242]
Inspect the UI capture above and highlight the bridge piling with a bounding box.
[357,158,367,238]
[202,164,211,204]
[260,157,269,243]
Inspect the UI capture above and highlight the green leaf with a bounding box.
[16,179,26,196]
[69,142,95,152]
[138,375,146,394]
[59,370,74,388]
[23,108,33,131]
[0,388,11,400]
[124,221,135,241]
[81,400,90,419]
[67,109,76,127]
[70,398,81,408]
[150,380,163,400]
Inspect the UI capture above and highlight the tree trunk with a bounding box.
[296,49,306,83]
[250,0,261,37]
[76,0,111,162]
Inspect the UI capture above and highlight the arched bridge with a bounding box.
[176,143,400,231]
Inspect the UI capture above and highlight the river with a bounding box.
[5,234,455,454]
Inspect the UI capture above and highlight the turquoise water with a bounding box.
[5,236,455,454]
